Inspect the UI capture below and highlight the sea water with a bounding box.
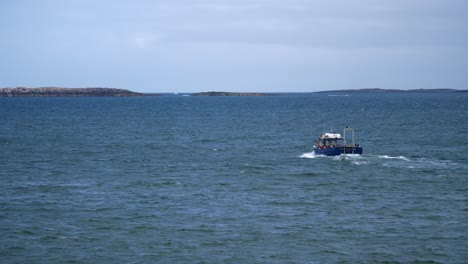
[1,93,467,263]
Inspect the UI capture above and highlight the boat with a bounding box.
[313,127,363,156]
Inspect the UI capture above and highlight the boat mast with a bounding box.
[343,126,356,154]
[343,127,346,154]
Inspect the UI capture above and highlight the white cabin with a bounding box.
[322,133,341,139]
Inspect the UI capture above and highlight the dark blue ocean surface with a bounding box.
[1,93,467,263]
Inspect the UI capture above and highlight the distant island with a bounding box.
[3,87,466,97]
[192,91,275,96]
[316,88,467,94]
[0,87,144,97]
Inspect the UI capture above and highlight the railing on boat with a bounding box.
[343,127,355,154]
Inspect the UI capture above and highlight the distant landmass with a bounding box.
[3,87,466,97]
[192,91,275,96]
[316,88,467,93]
[0,87,144,97]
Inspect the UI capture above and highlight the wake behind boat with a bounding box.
[313,127,363,156]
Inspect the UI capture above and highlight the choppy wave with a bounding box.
[300,152,368,166]
[300,152,462,170]
[2,94,467,263]
[374,155,462,170]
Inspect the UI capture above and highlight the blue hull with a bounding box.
[314,146,363,156]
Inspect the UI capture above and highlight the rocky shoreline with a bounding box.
[0,87,144,97]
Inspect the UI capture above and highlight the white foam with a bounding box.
[300,152,320,159]
[331,153,361,160]
[352,160,367,165]
[301,152,361,159]
[377,155,410,161]
[342,154,361,158]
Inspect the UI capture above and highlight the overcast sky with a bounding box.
[1,0,467,93]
